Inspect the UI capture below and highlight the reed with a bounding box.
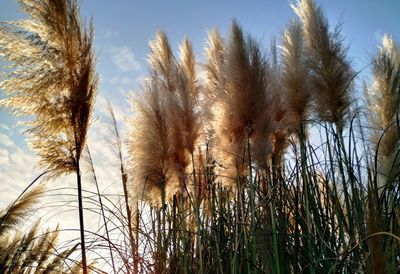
[0,1,98,272]
[1,0,400,273]
[0,185,83,273]
[293,0,353,134]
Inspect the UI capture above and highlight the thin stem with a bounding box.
[76,161,88,274]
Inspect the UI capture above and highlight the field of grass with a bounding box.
[0,0,399,273]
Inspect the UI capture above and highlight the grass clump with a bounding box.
[0,0,399,273]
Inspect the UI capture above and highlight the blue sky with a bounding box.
[1,0,400,118]
[0,0,399,262]
[1,0,399,117]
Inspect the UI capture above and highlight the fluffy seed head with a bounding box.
[293,0,353,133]
[280,19,310,132]
[365,34,400,184]
[0,0,97,177]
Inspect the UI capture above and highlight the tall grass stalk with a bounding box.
[2,0,400,273]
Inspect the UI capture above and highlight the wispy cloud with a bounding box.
[111,47,141,72]
[0,133,14,147]
[0,113,126,246]
[95,95,127,122]
[0,145,37,206]
[103,29,120,39]
[0,123,10,131]
[109,76,137,87]
[0,148,9,165]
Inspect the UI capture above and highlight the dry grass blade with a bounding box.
[0,185,44,235]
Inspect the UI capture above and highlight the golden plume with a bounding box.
[177,38,201,157]
[293,0,353,133]
[0,0,97,177]
[204,29,226,100]
[0,186,81,272]
[365,34,400,187]
[129,79,173,204]
[0,1,97,272]
[280,19,310,133]
[130,32,202,203]
[206,21,271,182]
[203,29,226,143]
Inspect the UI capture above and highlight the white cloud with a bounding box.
[0,123,10,131]
[109,76,137,87]
[111,47,141,72]
[0,121,126,249]
[94,94,128,123]
[0,133,14,147]
[103,29,120,39]
[0,148,9,165]
[10,147,34,165]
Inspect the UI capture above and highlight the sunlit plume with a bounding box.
[293,0,353,133]
[365,34,400,186]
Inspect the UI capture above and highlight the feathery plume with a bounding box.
[280,19,310,133]
[0,187,78,273]
[365,34,400,186]
[0,185,44,236]
[148,31,189,190]
[0,0,97,176]
[129,80,174,204]
[177,38,201,157]
[207,21,271,181]
[204,29,226,99]
[293,0,353,133]
[204,29,226,143]
[148,30,176,92]
[131,32,201,202]
[248,39,275,169]
[0,1,97,272]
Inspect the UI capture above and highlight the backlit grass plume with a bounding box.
[131,32,201,203]
[0,186,44,236]
[176,38,201,164]
[148,31,177,92]
[0,1,97,272]
[204,29,226,142]
[148,32,188,191]
[293,0,353,133]
[129,80,174,204]
[207,21,271,181]
[130,32,177,204]
[364,34,400,273]
[280,19,310,133]
[204,29,226,100]
[0,0,97,176]
[168,37,201,185]
[365,34,400,187]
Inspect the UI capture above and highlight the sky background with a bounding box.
[0,0,400,267]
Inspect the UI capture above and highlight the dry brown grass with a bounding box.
[293,0,353,133]
[0,0,97,177]
[365,35,400,185]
